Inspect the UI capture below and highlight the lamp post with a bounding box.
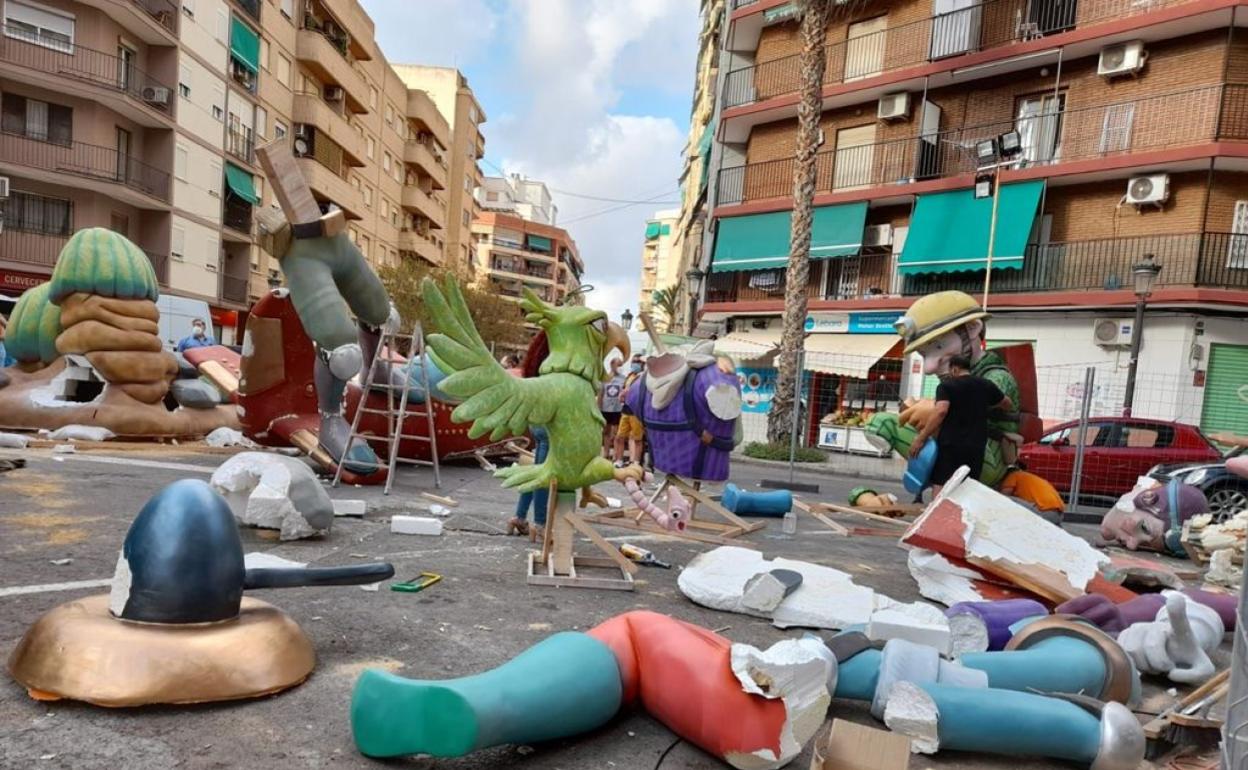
[972,131,1023,313]
[1122,254,1162,417]
[685,266,705,336]
[620,307,634,331]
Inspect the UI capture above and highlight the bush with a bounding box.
[743,441,827,463]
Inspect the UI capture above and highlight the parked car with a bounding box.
[1148,446,1248,521]
[1018,417,1223,499]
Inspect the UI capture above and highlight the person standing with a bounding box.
[614,355,646,467]
[909,354,1014,490]
[600,357,625,458]
[176,318,216,352]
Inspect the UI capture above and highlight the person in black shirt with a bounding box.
[909,354,1014,490]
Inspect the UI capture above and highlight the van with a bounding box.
[157,294,214,351]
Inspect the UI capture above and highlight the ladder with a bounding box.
[331,321,441,494]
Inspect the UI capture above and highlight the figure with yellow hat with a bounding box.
[865,291,1058,507]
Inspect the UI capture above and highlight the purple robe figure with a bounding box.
[625,343,741,482]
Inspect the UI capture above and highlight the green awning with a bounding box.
[899,181,1044,275]
[224,162,258,205]
[696,121,714,195]
[711,211,791,272]
[645,222,662,239]
[230,16,260,74]
[712,202,867,272]
[526,234,552,252]
[811,201,868,258]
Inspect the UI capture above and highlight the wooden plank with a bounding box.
[255,140,321,224]
[579,513,760,548]
[419,492,458,507]
[967,555,1082,604]
[816,502,909,528]
[669,475,765,533]
[197,360,239,395]
[795,499,850,535]
[566,513,639,576]
[289,428,335,469]
[1144,668,1229,739]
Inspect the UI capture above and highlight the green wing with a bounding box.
[422,275,555,441]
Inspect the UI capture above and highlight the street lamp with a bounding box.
[1122,254,1162,417]
[620,307,634,331]
[685,266,705,336]
[973,130,1023,313]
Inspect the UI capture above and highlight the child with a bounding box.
[614,355,645,468]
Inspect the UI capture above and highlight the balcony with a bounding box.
[703,231,1248,306]
[219,273,250,305]
[226,124,255,165]
[0,228,69,268]
[398,229,441,264]
[295,27,368,113]
[297,156,363,219]
[406,89,449,141]
[75,0,178,43]
[403,139,447,189]
[0,130,170,205]
[231,0,260,22]
[292,91,365,165]
[722,0,1197,109]
[717,85,1242,208]
[401,185,444,227]
[319,0,374,60]
[0,25,175,126]
[490,254,555,283]
[223,193,253,238]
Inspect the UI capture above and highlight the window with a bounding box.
[179,63,192,99]
[211,81,225,121]
[212,104,224,121]
[1099,103,1134,154]
[274,120,287,140]
[214,7,226,43]
[845,16,886,81]
[1,94,72,146]
[117,45,135,91]
[279,0,293,19]
[462,209,470,226]
[208,160,222,197]
[382,151,391,172]
[1116,423,1173,449]
[464,174,472,192]
[486,191,499,202]
[359,234,370,258]
[1229,201,1248,269]
[4,0,74,53]
[1015,93,1065,164]
[366,136,375,159]
[385,103,393,124]
[369,86,377,110]
[254,105,267,139]
[259,37,269,71]
[8,190,71,234]
[276,53,291,87]
[171,226,186,259]
[183,0,194,18]
[468,105,478,125]
[174,145,188,180]
[363,186,372,207]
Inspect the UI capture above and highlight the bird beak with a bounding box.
[606,321,630,362]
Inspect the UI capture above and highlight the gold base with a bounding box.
[7,595,315,707]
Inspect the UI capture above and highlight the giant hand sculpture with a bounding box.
[1116,591,1224,684]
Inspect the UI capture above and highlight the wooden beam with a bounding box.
[794,498,849,535]
[255,140,320,224]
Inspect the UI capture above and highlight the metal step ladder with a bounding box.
[331,321,441,494]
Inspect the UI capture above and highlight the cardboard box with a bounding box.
[810,719,911,770]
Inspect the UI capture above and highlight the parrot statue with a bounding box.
[421,276,639,498]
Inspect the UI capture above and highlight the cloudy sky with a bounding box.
[364,0,701,326]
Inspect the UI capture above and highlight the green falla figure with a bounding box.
[421,276,637,496]
[865,290,1022,488]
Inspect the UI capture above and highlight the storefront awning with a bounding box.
[712,202,868,273]
[898,180,1044,275]
[811,201,868,259]
[714,330,781,363]
[224,163,258,205]
[230,16,260,74]
[803,333,901,379]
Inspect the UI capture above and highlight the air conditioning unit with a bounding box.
[863,224,893,247]
[0,176,10,198]
[292,124,315,158]
[1093,318,1134,347]
[1126,173,1169,207]
[323,85,344,101]
[141,86,170,105]
[1098,41,1148,77]
[878,92,911,121]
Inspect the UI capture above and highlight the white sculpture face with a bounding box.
[915,319,985,377]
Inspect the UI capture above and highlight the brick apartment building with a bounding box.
[638,207,679,329]
[696,0,1248,439]
[0,0,479,344]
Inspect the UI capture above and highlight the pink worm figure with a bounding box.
[624,473,689,531]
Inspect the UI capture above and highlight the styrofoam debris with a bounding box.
[428,504,451,517]
[606,497,622,509]
[906,549,988,606]
[333,499,367,517]
[359,582,382,592]
[46,424,116,442]
[51,444,76,454]
[867,605,952,655]
[0,432,30,448]
[204,427,258,448]
[391,515,443,536]
[729,637,832,770]
[947,613,991,656]
[50,558,72,566]
[243,552,308,569]
[883,681,941,754]
[212,453,333,540]
[741,572,791,613]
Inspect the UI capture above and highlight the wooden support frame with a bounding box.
[527,482,636,591]
[254,139,346,239]
[580,474,764,548]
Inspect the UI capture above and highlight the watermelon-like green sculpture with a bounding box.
[48,227,159,303]
[6,282,61,364]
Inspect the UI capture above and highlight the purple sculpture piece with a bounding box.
[946,599,1048,651]
[1058,590,1238,635]
[625,341,741,483]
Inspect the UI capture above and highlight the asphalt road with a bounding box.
[0,446,1169,770]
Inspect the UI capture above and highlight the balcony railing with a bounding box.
[704,232,1248,305]
[718,85,1239,207]
[132,0,179,33]
[232,0,260,22]
[0,130,171,202]
[301,17,350,60]
[223,193,253,234]
[219,273,249,303]
[226,124,255,164]
[0,24,174,116]
[0,228,69,267]
[722,0,1196,109]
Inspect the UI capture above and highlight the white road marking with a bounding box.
[0,578,111,598]
[1,451,213,474]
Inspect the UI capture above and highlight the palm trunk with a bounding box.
[767,0,832,444]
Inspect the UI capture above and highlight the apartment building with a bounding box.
[477,173,557,226]
[695,0,1248,439]
[392,64,485,273]
[0,0,453,344]
[638,208,680,329]
[471,210,583,317]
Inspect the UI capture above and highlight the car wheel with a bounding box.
[1207,484,1248,523]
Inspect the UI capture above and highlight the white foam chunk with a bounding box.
[333,499,367,517]
[947,613,991,656]
[211,452,333,540]
[727,637,831,770]
[883,681,941,755]
[906,549,988,606]
[108,551,132,617]
[243,552,307,569]
[0,432,29,448]
[46,424,115,442]
[867,604,952,655]
[391,515,443,536]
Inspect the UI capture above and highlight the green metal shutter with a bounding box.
[230,16,260,74]
[1201,343,1248,438]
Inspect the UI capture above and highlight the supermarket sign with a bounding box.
[805,311,901,334]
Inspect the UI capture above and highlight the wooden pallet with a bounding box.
[580,474,764,548]
[526,483,636,591]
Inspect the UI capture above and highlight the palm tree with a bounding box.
[650,285,680,332]
[767,0,860,443]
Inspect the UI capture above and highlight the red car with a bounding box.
[1019,417,1223,498]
